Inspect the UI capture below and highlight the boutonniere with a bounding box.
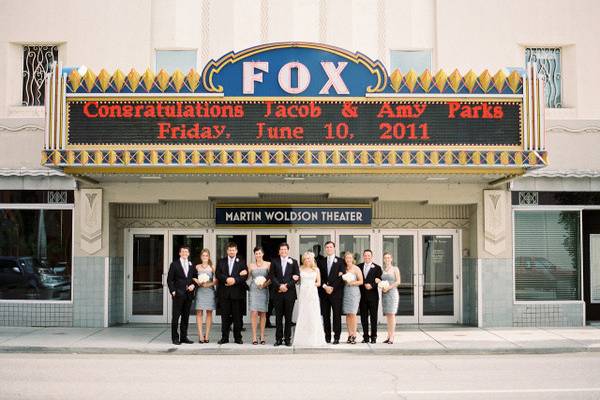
[188,261,192,266]
[287,259,293,264]
[235,258,239,262]
[334,257,338,262]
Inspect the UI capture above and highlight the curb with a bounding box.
[1,345,598,356]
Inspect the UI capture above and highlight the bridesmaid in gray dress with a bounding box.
[193,249,216,343]
[247,246,271,345]
[381,252,401,344]
[341,251,363,344]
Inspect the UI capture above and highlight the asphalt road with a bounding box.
[1,352,600,400]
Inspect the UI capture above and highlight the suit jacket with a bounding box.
[215,257,248,300]
[167,259,198,299]
[358,262,383,302]
[269,257,300,300]
[317,255,345,300]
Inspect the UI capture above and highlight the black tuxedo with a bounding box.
[358,262,383,341]
[317,255,345,341]
[216,256,248,341]
[167,259,198,342]
[269,257,300,342]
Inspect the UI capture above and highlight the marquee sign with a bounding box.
[67,99,521,146]
[216,204,372,227]
[42,42,547,175]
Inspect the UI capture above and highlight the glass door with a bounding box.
[127,229,168,323]
[381,233,418,323]
[298,230,334,264]
[254,232,289,263]
[418,231,460,323]
[337,230,372,264]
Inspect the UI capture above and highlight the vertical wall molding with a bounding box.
[80,188,103,254]
[483,189,507,256]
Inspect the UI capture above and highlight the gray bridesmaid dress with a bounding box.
[194,268,216,310]
[248,267,269,312]
[342,272,360,314]
[381,267,399,314]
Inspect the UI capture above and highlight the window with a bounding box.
[0,209,72,300]
[22,45,58,106]
[390,50,431,72]
[155,50,197,73]
[514,211,581,301]
[525,47,561,108]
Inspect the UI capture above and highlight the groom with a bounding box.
[317,241,345,344]
[269,242,299,346]
[167,246,198,345]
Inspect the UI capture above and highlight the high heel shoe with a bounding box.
[383,339,390,344]
[349,336,357,345]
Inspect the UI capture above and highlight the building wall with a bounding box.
[1,0,598,327]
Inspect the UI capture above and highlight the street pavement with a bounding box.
[1,352,599,400]
[2,324,600,355]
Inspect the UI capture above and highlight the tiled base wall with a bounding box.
[108,257,125,325]
[462,258,478,326]
[480,258,584,327]
[0,302,73,327]
[73,256,107,328]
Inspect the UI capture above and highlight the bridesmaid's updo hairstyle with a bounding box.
[253,246,264,254]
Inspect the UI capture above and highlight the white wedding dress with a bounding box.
[293,268,327,347]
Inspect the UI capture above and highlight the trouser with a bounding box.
[171,294,193,341]
[321,294,342,340]
[274,295,295,341]
[360,296,379,340]
[220,297,244,341]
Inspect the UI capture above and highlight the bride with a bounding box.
[293,251,327,347]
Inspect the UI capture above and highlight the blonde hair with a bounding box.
[199,248,213,267]
[302,251,318,271]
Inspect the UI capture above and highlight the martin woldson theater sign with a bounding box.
[42,42,547,176]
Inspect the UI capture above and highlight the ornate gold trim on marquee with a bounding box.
[42,148,547,175]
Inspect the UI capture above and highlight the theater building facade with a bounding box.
[1,0,598,329]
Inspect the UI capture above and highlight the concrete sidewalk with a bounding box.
[1,324,600,355]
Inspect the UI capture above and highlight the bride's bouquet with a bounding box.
[197,273,210,284]
[378,280,390,290]
[254,275,267,287]
[342,273,355,283]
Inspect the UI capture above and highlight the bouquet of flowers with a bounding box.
[342,273,355,283]
[254,276,267,287]
[197,273,210,284]
[378,280,390,290]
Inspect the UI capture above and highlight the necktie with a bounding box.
[281,258,287,276]
[181,259,188,276]
[228,258,234,275]
[327,256,333,276]
[364,263,370,278]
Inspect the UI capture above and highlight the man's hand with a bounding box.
[240,270,248,277]
[187,284,195,292]
[325,286,333,295]
[171,291,176,297]
[292,274,299,282]
[365,283,373,290]
[279,284,288,293]
[374,278,382,284]
[226,277,235,286]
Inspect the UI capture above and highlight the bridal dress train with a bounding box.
[293,269,327,347]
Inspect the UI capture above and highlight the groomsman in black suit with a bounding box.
[269,242,299,346]
[317,241,345,344]
[358,249,382,344]
[167,246,198,345]
[215,242,248,344]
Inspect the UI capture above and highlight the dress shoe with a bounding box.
[284,340,292,347]
[325,338,331,344]
[217,338,229,345]
[234,339,243,344]
[332,339,339,345]
[180,338,193,344]
[370,338,377,344]
[361,338,369,344]
[172,340,181,345]
[274,340,283,347]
